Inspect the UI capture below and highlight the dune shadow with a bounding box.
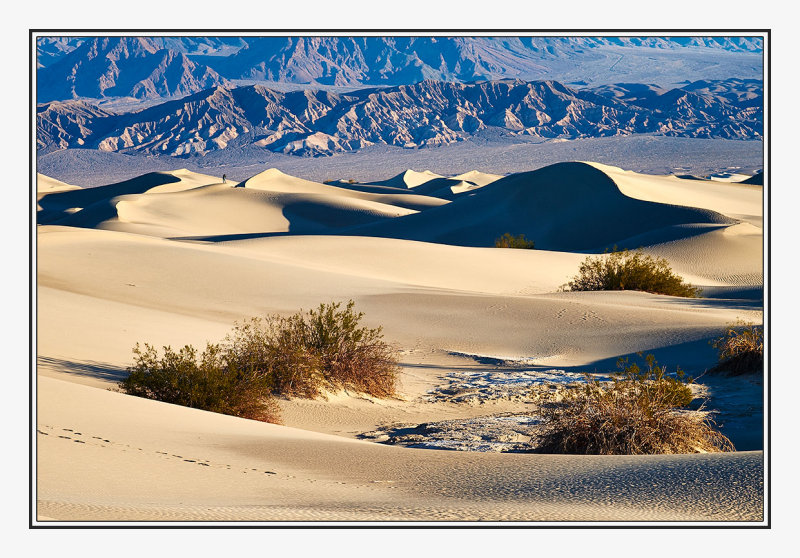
[553,337,724,376]
[655,292,763,312]
[37,172,182,225]
[399,360,511,375]
[169,231,295,243]
[37,356,128,382]
[697,286,763,302]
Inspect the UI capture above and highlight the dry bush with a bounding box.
[566,248,700,297]
[119,301,398,420]
[494,232,535,249]
[304,301,398,396]
[225,300,399,398]
[119,343,281,423]
[225,315,323,398]
[709,319,764,375]
[537,355,734,455]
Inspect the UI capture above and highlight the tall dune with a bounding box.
[348,162,737,251]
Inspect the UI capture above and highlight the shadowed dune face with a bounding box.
[42,167,462,237]
[348,162,737,251]
[363,168,498,199]
[37,169,222,224]
[368,169,446,189]
[241,168,452,210]
[38,162,744,251]
[110,186,415,237]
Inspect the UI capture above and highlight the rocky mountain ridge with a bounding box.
[36,78,763,157]
[36,36,764,100]
[36,37,233,102]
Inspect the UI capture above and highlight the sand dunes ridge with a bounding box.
[38,162,759,250]
[348,161,742,252]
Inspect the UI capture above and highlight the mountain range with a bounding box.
[36,78,763,157]
[36,36,764,102]
[36,37,232,102]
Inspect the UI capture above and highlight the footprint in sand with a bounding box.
[38,425,280,477]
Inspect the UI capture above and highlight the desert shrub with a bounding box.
[120,301,398,420]
[709,319,764,375]
[536,354,734,455]
[305,300,398,397]
[119,342,281,423]
[225,300,399,398]
[566,248,700,297]
[494,233,535,249]
[225,315,324,398]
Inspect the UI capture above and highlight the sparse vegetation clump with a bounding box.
[536,355,734,455]
[118,301,399,420]
[566,248,701,297]
[120,343,281,423]
[494,233,535,249]
[226,301,399,398]
[709,319,764,375]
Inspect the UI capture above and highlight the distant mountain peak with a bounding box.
[37,36,232,102]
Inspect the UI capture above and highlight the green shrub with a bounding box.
[566,248,700,297]
[536,354,733,455]
[494,233,535,249]
[119,342,281,423]
[710,319,764,375]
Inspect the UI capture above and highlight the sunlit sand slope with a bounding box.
[37,376,763,522]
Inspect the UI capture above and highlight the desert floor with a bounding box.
[35,161,765,523]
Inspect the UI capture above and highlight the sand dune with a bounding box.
[37,222,761,381]
[647,222,763,288]
[37,169,224,224]
[369,168,446,189]
[332,168,502,198]
[241,167,450,211]
[591,162,763,227]
[37,375,763,522]
[52,184,417,238]
[36,173,80,194]
[41,168,457,237]
[350,162,738,251]
[363,168,490,199]
[452,169,505,186]
[35,160,765,523]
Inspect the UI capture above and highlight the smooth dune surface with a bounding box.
[36,173,80,194]
[349,162,739,251]
[35,161,765,523]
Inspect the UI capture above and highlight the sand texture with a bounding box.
[35,162,765,523]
